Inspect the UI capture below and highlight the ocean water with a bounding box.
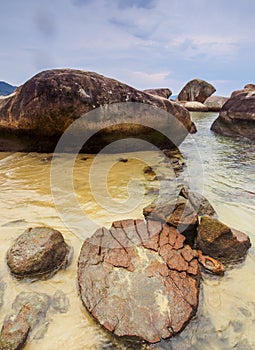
[0,111,254,349]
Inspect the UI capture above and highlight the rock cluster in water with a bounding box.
[211,84,255,140]
[0,227,71,349]
[78,187,251,344]
[175,78,228,112]
[78,219,201,343]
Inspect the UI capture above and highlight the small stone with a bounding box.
[6,227,71,278]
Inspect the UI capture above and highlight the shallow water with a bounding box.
[0,111,254,349]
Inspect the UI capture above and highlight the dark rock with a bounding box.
[6,227,71,278]
[177,79,216,103]
[143,197,199,246]
[204,96,229,111]
[211,89,255,140]
[196,216,251,264]
[78,219,200,343]
[143,88,172,99]
[117,157,128,163]
[0,69,196,152]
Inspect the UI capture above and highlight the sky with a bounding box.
[0,0,254,96]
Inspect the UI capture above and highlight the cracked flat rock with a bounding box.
[78,219,200,343]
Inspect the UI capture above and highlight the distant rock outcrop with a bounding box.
[0,69,196,152]
[204,96,229,112]
[211,86,255,140]
[143,88,172,99]
[178,79,216,103]
[0,81,16,96]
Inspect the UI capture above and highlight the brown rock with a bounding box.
[143,88,172,99]
[211,89,255,140]
[78,220,200,343]
[0,69,195,152]
[178,79,216,103]
[204,96,229,111]
[6,227,70,278]
[0,306,30,350]
[196,216,251,264]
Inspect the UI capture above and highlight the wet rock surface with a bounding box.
[0,69,195,152]
[177,79,216,103]
[211,87,255,140]
[6,227,71,278]
[78,219,201,343]
[196,216,251,264]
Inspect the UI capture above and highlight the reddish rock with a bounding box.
[196,216,251,264]
[177,79,216,103]
[78,219,200,343]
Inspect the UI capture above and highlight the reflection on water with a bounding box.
[0,111,254,349]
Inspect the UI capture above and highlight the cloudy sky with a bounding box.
[0,0,254,95]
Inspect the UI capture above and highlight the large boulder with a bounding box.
[177,79,216,103]
[6,227,71,278]
[78,219,200,343]
[211,88,255,140]
[204,96,229,111]
[0,69,196,152]
[196,216,251,264]
[143,88,172,99]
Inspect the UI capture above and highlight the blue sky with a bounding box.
[0,0,254,95]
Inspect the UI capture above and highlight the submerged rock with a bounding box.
[0,69,195,152]
[6,227,71,278]
[0,290,70,349]
[196,216,251,264]
[78,219,200,343]
[177,79,216,103]
[211,88,255,140]
[179,186,217,218]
